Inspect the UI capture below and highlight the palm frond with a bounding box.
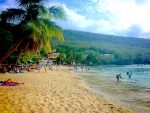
[41,34,51,51]
[49,6,65,20]
[36,20,52,52]
[17,0,44,7]
[39,5,50,19]
[42,19,64,41]
[29,21,41,40]
[0,8,26,23]
[22,4,41,23]
[25,20,51,52]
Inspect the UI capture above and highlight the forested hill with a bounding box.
[51,29,150,65]
[62,29,150,49]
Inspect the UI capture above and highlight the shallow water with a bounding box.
[76,65,150,113]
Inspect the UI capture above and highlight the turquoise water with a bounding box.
[93,65,150,89]
[77,65,150,113]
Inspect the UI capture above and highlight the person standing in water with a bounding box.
[116,73,122,81]
[127,71,132,78]
[129,71,132,78]
[81,66,83,71]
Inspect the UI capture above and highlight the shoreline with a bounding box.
[75,69,150,113]
[0,65,136,113]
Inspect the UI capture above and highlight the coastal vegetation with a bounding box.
[0,0,65,64]
[52,30,150,65]
[1,0,150,65]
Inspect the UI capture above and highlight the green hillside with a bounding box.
[51,29,150,65]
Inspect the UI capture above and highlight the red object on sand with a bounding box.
[1,83,19,86]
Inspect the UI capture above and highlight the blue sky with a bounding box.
[0,0,150,38]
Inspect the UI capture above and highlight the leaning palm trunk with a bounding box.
[0,0,65,63]
[0,38,24,63]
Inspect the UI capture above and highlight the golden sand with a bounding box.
[0,66,136,113]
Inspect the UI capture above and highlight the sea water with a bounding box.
[77,65,150,113]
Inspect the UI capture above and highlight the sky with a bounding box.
[0,0,150,38]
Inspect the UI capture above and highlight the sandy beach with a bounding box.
[0,66,136,113]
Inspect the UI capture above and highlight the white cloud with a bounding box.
[62,5,95,29]
[56,0,150,38]
[56,4,120,35]
[1,0,150,38]
[96,0,150,34]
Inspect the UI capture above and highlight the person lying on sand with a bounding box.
[0,79,24,86]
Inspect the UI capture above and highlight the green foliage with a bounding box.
[51,30,150,65]
[17,50,42,64]
[0,0,65,63]
[0,28,13,56]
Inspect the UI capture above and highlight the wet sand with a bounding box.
[0,66,136,113]
[77,71,150,113]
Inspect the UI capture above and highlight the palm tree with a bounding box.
[0,0,65,63]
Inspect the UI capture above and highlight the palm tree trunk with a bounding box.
[0,38,24,63]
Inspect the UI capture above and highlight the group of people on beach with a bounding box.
[74,66,90,72]
[0,60,54,73]
[116,71,132,81]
